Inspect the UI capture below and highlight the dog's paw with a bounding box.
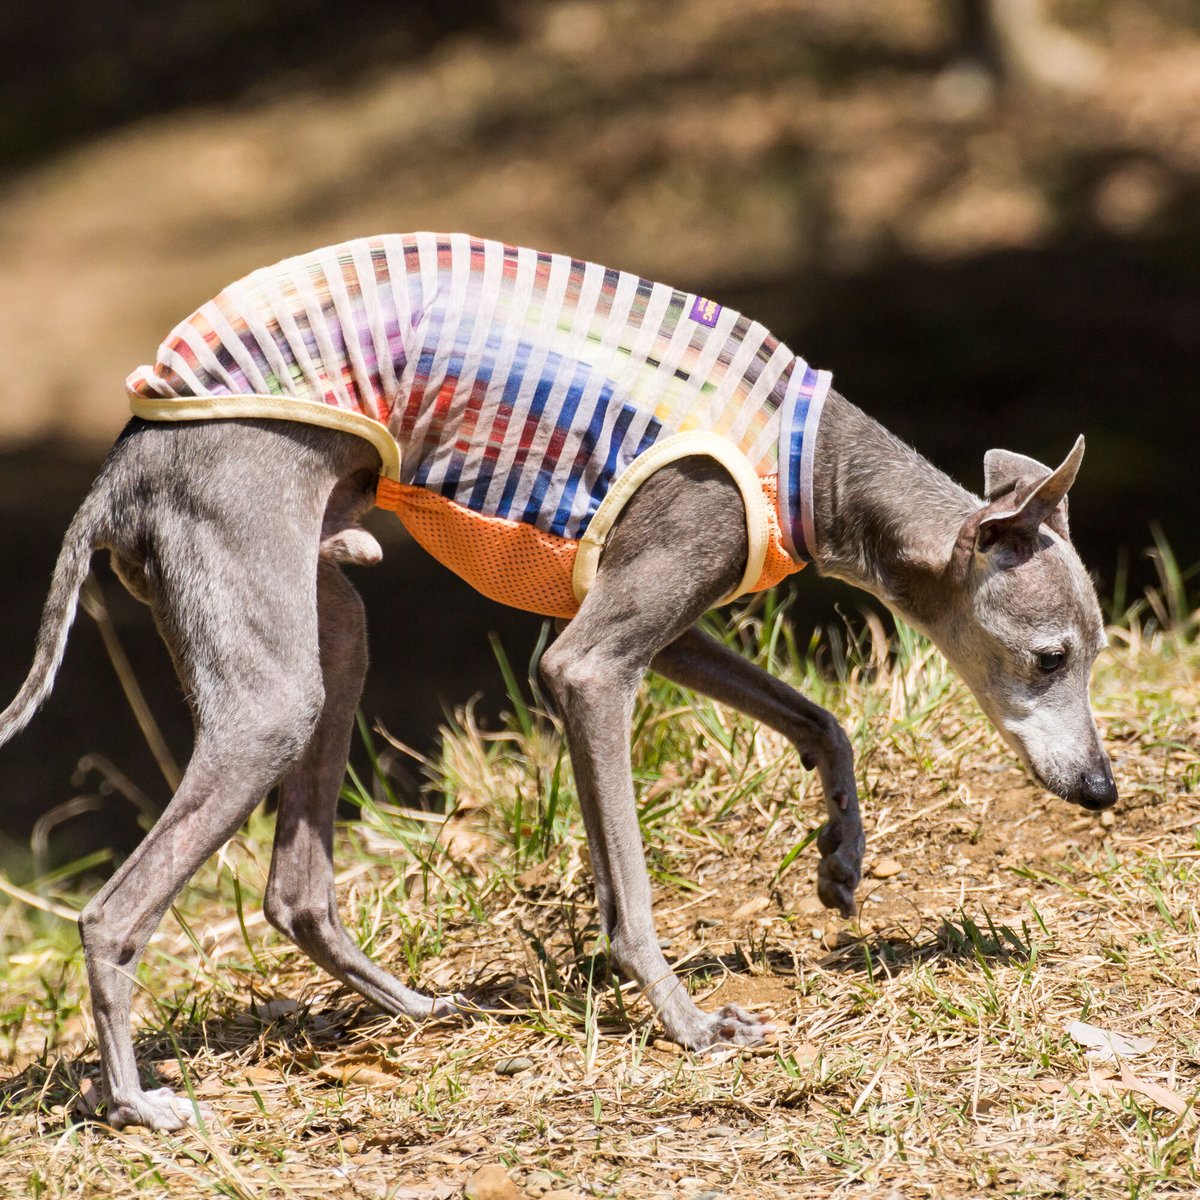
[696,1004,775,1050]
[107,1086,214,1132]
[816,816,865,918]
[657,994,776,1052]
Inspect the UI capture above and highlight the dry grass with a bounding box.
[1,595,1199,1199]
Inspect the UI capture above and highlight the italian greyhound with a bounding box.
[0,312,1114,1135]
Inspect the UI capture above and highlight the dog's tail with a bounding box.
[0,489,107,748]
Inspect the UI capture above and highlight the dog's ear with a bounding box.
[984,448,1051,503]
[950,437,1084,575]
[980,436,1083,544]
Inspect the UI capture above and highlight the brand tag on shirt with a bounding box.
[689,296,721,327]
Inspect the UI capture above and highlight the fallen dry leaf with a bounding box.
[1030,1078,1067,1096]
[440,824,495,867]
[75,1077,100,1117]
[316,1054,414,1091]
[787,1043,820,1070]
[516,860,558,891]
[252,997,300,1022]
[1065,1020,1156,1062]
[238,1067,280,1087]
[1081,1065,1193,1117]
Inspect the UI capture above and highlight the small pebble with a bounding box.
[696,916,721,928]
[523,1171,556,1196]
[463,1163,521,1200]
[1099,809,1116,828]
[702,1125,737,1138]
[871,857,903,879]
[731,896,770,920]
[494,1056,535,1077]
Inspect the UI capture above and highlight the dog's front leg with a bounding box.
[651,627,863,916]
[541,460,773,1049]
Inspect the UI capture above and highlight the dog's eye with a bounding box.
[1037,651,1065,673]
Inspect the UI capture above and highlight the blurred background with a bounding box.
[1,0,1197,873]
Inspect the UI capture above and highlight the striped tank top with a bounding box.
[127,233,830,617]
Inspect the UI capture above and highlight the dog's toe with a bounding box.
[429,992,468,1019]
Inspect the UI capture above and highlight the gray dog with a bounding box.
[0,234,1115,1130]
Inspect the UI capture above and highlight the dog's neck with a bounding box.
[808,391,979,617]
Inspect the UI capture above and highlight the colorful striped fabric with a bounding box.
[127,233,831,565]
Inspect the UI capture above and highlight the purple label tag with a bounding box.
[689,296,721,327]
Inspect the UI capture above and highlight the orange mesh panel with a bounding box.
[751,475,806,593]
[374,471,804,618]
[376,479,582,617]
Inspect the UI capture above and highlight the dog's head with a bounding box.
[914,437,1117,810]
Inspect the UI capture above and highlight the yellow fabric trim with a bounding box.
[570,431,770,607]
[128,393,403,482]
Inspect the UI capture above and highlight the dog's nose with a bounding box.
[1074,761,1118,811]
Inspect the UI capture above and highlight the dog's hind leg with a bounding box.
[650,627,864,916]
[540,459,775,1050]
[82,741,306,1131]
[79,478,329,1131]
[263,563,455,1019]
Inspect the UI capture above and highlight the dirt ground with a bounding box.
[1,616,1198,1198]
